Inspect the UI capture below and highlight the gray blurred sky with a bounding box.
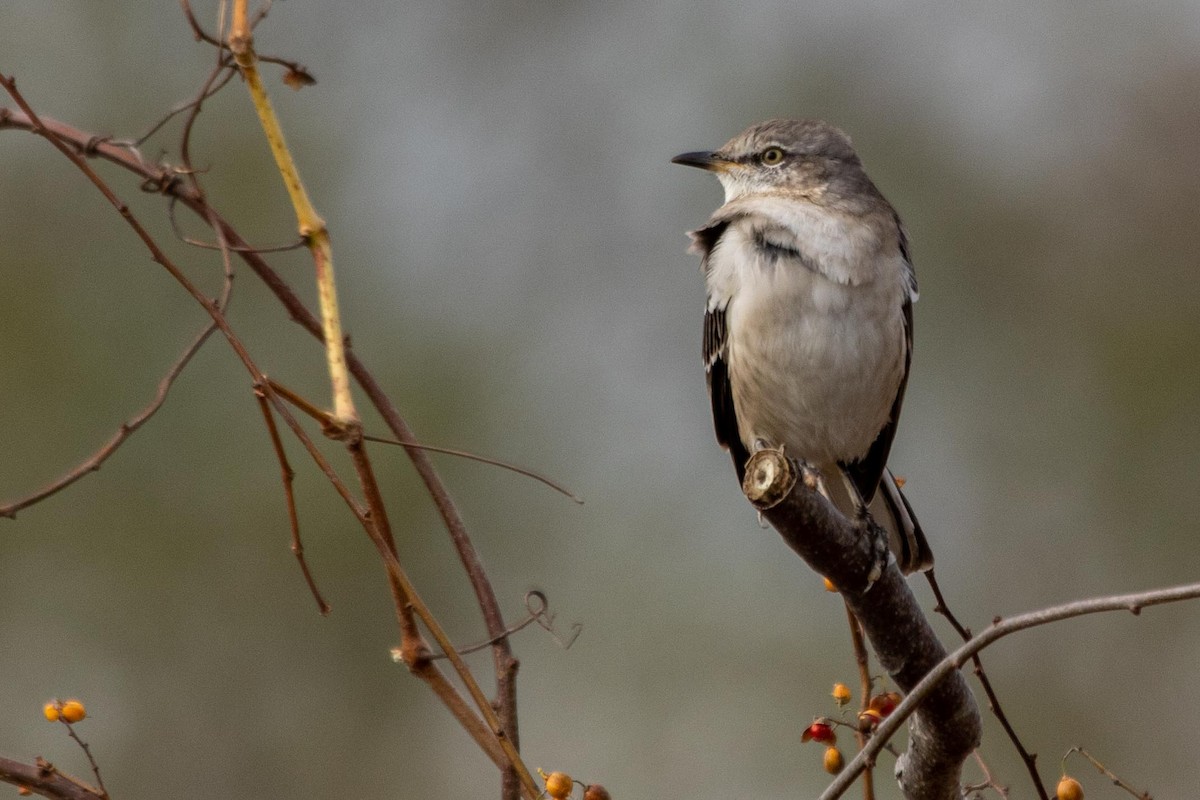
[3,1,1200,797]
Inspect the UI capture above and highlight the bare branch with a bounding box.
[824,582,1200,800]
[926,570,1050,800]
[254,387,330,614]
[0,99,533,798]
[0,202,234,519]
[0,756,105,800]
[1064,747,1152,800]
[742,448,980,800]
[61,723,107,800]
[362,434,583,503]
[842,604,875,800]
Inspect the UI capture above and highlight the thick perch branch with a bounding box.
[742,449,981,800]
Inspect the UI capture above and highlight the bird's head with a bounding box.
[672,119,868,205]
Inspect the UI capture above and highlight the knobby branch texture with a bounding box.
[743,450,981,800]
[0,756,104,800]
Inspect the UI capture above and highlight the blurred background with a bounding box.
[3,1,1199,797]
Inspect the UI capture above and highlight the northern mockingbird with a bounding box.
[673,119,933,573]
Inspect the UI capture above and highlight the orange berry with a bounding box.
[857,708,883,731]
[59,700,86,723]
[1056,776,1084,800]
[893,475,907,489]
[801,721,836,745]
[544,771,573,800]
[43,702,60,722]
[583,785,611,800]
[831,683,852,706]
[823,577,837,593]
[17,786,31,795]
[823,746,844,774]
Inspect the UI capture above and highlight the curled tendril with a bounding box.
[430,590,580,659]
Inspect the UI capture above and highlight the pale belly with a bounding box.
[725,270,906,465]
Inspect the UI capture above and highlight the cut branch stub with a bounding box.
[742,447,796,508]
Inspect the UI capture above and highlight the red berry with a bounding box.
[801,721,836,745]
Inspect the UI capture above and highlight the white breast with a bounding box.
[705,205,908,464]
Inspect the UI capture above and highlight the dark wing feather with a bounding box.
[841,216,915,503]
[691,219,751,481]
[704,307,750,481]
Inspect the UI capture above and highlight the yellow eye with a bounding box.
[761,147,785,165]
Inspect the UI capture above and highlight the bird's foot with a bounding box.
[797,460,822,492]
[854,505,892,591]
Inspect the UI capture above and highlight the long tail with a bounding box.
[826,466,934,574]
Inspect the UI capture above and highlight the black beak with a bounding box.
[671,150,729,171]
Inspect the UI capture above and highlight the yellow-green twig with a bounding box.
[227,2,357,427]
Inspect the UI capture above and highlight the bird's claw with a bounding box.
[856,507,891,592]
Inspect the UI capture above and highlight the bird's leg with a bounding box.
[855,508,890,590]
[842,476,890,590]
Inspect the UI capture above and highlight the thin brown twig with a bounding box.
[61,723,107,800]
[168,198,305,252]
[171,24,329,621]
[178,44,228,202]
[181,0,307,74]
[0,102,531,796]
[250,400,510,774]
[254,387,330,614]
[132,60,237,147]
[925,570,1050,800]
[430,590,581,658]
[343,437,538,797]
[0,110,512,664]
[363,434,583,504]
[0,321,212,518]
[1064,747,1152,800]
[843,603,875,800]
[0,230,234,519]
[966,750,1009,798]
